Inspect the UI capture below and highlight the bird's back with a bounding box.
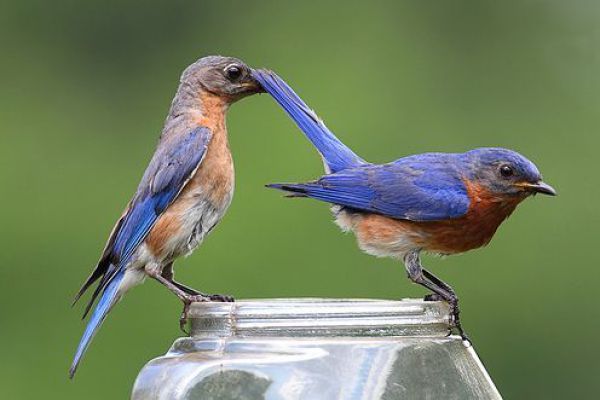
[269,152,470,221]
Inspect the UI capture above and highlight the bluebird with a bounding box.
[253,70,555,341]
[70,56,263,377]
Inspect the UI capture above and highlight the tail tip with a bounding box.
[265,183,309,198]
[68,365,77,379]
[265,183,283,189]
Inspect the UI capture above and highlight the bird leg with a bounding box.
[161,263,235,301]
[169,280,235,302]
[403,250,469,342]
[149,270,211,303]
[422,268,468,342]
[153,264,235,334]
[422,269,455,300]
[164,281,235,302]
[161,264,203,296]
[176,290,235,333]
[149,271,210,334]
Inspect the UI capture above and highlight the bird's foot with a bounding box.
[178,295,211,335]
[447,300,471,344]
[178,294,235,335]
[424,293,469,341]
[206,293,235,302]
[424,293,444,302]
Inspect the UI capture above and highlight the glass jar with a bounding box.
[131,298,501,399]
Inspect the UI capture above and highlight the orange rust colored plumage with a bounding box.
[145,199,192,256]
[146,92,234,256]
[356,180,526,255]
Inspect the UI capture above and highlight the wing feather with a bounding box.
[74,126,213,313]
[270,154,470,221]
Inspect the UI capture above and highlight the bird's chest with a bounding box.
[419,196,522,254]
[146,128,234,261]
[174,138,234,255]
[180,175,233,254]
[347,195,522,257]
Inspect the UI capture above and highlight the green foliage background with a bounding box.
[1,1,597,398]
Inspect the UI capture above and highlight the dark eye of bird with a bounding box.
[225,65,242,81]
[499,165,514,178]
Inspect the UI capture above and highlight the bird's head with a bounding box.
[181,56,264,102]
[463,148,556,198]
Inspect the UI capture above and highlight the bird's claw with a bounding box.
[422,293,469,340]
[447,301,471,344]
[179,307,191,335]
[178,294,235,335]
[188,294,213,303]
[424,293,444,302]
[207,294,235,302]
[179,295,210,335]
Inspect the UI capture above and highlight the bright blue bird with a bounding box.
[253,69,556,341]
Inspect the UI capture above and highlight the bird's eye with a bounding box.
[224,65,242,81]
[499,165,514,178]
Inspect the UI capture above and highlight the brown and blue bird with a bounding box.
[253,70,556,342]
[70,56,263,377]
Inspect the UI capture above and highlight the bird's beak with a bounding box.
[520,181,557,196]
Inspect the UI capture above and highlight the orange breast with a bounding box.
[355,181,525,255]
[193,91,235,205]
[414,181,525,254]
[145,92,234,257]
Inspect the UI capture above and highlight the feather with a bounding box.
[268,156,470,221]
[253,70,365,173]
[70,126,212,377]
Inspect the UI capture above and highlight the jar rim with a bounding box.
[187,298,451,338]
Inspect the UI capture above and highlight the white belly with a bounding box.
[332,206,416,259]
[166,187,233,262]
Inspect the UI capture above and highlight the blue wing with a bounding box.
[74,126,213,311]
[112,127,213,263]
[70,126,213,377]
[268,153,470,221]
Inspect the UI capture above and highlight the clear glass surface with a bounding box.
[131,298,502,400]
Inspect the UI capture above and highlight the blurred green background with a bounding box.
[1,0,598,398]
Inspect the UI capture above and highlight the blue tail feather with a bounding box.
[69,267,125,378]
[253,70,366,173]
[267,181,375,211]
